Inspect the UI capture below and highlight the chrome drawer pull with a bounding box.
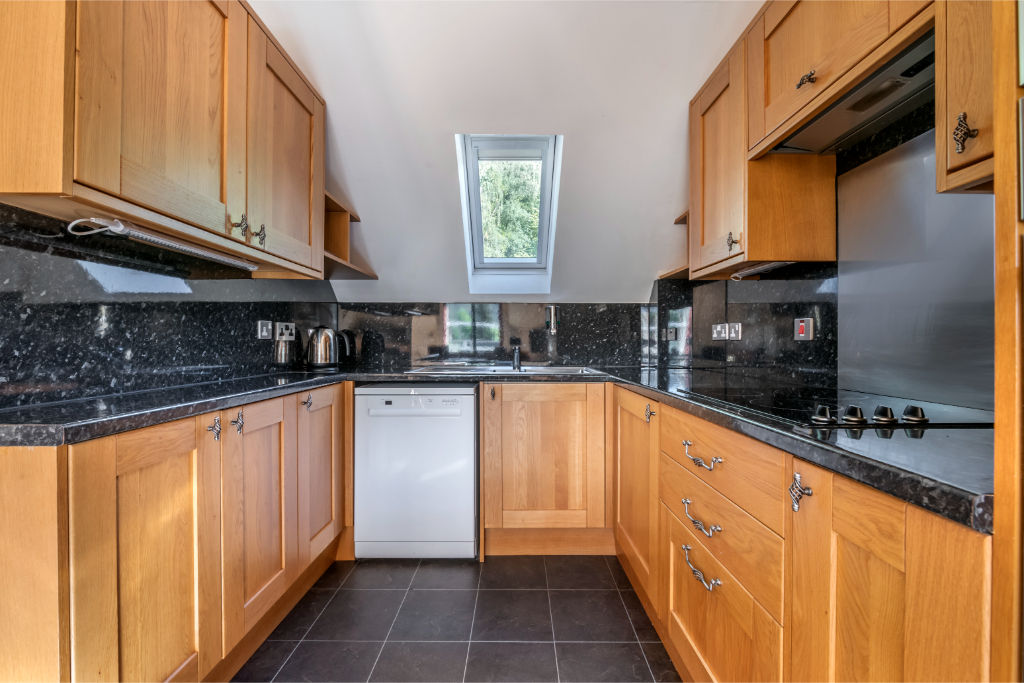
[301,393,313,411]
[681,544,722,592]
[681,499,722,538]
[952,112,979,154]
[230,409,244,434]
[683,440,722,471]
[795,69,817,90]
[644,404,656,423]
[789,472,813,512]
[206,415,222,441]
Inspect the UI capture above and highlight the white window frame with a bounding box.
[456,134,563,294]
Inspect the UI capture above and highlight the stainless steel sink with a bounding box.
[405,365,604,376]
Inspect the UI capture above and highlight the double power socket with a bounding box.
[257,320,296,341]
[711,322,742,341]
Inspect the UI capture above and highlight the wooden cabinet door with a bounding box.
[613,387,660,604]
[491,383,605,529]
[247,16,325,270]
[221,397,298,652]
[297,384,345,567]
[689,44,745,271]
[68,418,221,683]
[936,0,994,191]
[747,0,890,145]
[789,462,991,682]
[75,0,248,238]
[662,503,782,683]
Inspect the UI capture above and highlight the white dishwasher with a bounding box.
[354,384,477,558]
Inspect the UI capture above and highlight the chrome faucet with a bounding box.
[512,345,521,372]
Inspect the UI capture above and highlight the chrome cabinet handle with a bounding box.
[789,472,813,512]
[231,213,248,236]
[683,440,722,471]
[301,393,313,411]
[953,112,979,153]
[645,404,656,423]
[681,544,722,592]
[230,410,244,434]
[681,498,722,538]
[253,224,267,247]
[796,69,817,90]
[490,387,496,400]
[726,231,740,251]
[207,415,222,441]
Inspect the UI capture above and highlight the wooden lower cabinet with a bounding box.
[613,386,660,608]
[6,383,351,683]
[611,387,993,683]
[297,384,345,564]
[220,397,299,653]
[67,418,223,682]
[482,383,606,530]
[661,503,782,682]
[789,461,992,683]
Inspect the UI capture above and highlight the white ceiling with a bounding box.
[250,0,761,303]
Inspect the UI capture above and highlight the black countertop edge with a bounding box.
[609,380,992,534]
[0,367,992,533]
[0,370,608,448]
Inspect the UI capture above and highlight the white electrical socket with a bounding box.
[274,322,296,340]
[257,320,273,340]
[728,323,742,340]
[711,323,728,340]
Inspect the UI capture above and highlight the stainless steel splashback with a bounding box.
[837,131,995,410]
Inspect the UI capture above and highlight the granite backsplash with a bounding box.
[0,203,840,409]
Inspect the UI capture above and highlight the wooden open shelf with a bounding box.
[657,265,689,280]
[674,211,688,225]
[324,191,376,280]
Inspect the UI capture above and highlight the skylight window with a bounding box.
[456,134,563,294]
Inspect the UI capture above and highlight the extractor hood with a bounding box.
[776,32,935,154]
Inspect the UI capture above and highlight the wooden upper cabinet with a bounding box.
[67,418,222,682]
[297,385,345,566]
[789,462,992,682]
[746,1,890,148]
[247,16,325,270]
[935,0,994,192]
[75,0,247,239]
[481,383,606,530]
[690,44,746,270]
[613,387,660,605]
[220,397,298,653]
[689,40,835,279]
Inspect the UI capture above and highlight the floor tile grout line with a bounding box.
[365,560,421,683]
[267,640,303,683]
[542,557,561,683]
[614,581,657,683]
[270,561,358,682]
[460,561,484,682]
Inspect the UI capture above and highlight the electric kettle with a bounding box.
[306,326,339,371]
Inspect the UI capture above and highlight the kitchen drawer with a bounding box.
[659,405,786,535]
[659,452,784,624]
[662,503,783,683]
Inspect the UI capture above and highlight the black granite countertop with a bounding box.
[0,365,993,533]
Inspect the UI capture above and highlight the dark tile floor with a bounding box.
[233,556,682,683]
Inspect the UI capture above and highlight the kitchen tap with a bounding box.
[512,345,521,372]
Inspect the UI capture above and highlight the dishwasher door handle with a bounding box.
[367,408,462,418]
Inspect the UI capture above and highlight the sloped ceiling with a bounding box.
[250,0,761,303]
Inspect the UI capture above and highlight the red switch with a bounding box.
[798,322,805,335]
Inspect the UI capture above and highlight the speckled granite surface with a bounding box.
[0,366,993,533]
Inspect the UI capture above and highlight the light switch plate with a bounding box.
[794,317,814,341]
[257,320,273,340]
[274,322,296,340]
[712,323,728,341]
[667,327,679,341]
[727,323,742,340]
